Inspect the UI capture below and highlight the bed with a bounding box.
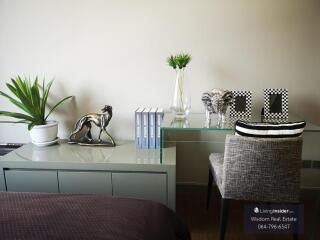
[0,192,190,240]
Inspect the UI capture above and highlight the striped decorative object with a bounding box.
[235,120,306,138]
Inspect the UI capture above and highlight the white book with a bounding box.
[148,108,157,149]
[155,108,164,149]
[141,108,151,149]
[135,107,144,148]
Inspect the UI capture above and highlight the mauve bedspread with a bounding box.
[0,192,190,240]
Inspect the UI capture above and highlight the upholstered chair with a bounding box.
[207,135,303,240]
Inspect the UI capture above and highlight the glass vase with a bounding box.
[171,68,187,120]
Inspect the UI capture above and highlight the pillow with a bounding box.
[235,120,306,138]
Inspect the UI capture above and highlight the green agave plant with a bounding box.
[0,76,72,130]
[167,53,191,69]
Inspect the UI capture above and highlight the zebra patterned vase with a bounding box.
[202,88,234,127]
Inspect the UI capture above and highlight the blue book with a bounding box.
[135,107,144,148]
[141,108,151,149]
[148,108,157,149]
[155,108,164,149]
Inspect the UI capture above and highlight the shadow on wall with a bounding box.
[210,63,241,88]
[54,91,116,140]
[48,88,95,139]
[293,97,320,125]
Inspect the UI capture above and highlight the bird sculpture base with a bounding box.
[68,138,115,147]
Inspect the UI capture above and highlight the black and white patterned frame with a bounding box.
[263,88,288,119]
[229,91,252,119]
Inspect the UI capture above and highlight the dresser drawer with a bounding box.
[58,171,112,195]
[112,172,167,205]
[5,170,58,193]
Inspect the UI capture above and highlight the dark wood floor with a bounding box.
[176,185,320,240]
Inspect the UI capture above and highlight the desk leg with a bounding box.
[167,166,176,211]
[0,168,6,191]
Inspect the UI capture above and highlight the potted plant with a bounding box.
[0,76,72,145]
[167,53,191,119]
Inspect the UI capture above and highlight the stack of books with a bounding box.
[135,108,164,149]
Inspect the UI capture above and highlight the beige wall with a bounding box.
[0,0,319,142]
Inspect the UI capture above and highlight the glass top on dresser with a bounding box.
[161,113,320,132]
[0,141,175,165]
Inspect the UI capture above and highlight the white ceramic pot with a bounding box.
[29,121,58,143]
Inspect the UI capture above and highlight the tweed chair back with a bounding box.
[221,135,303,203]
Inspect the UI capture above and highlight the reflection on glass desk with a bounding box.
[160,113,320,175]
[161,112,320,132]
[160,113,320,146]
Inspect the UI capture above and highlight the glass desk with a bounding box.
[160,112,320,184]
[161,112,320,151]
[161,113,320,134]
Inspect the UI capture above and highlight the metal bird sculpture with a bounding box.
[69,105,115,146]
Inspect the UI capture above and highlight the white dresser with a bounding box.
[0,140,176,210]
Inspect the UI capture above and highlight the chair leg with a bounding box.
[309,192,320,240]
[206,168,213,209]
[219,198,230,240]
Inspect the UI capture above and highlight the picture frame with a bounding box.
[229,91,252,119]
[263,88,288,119]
